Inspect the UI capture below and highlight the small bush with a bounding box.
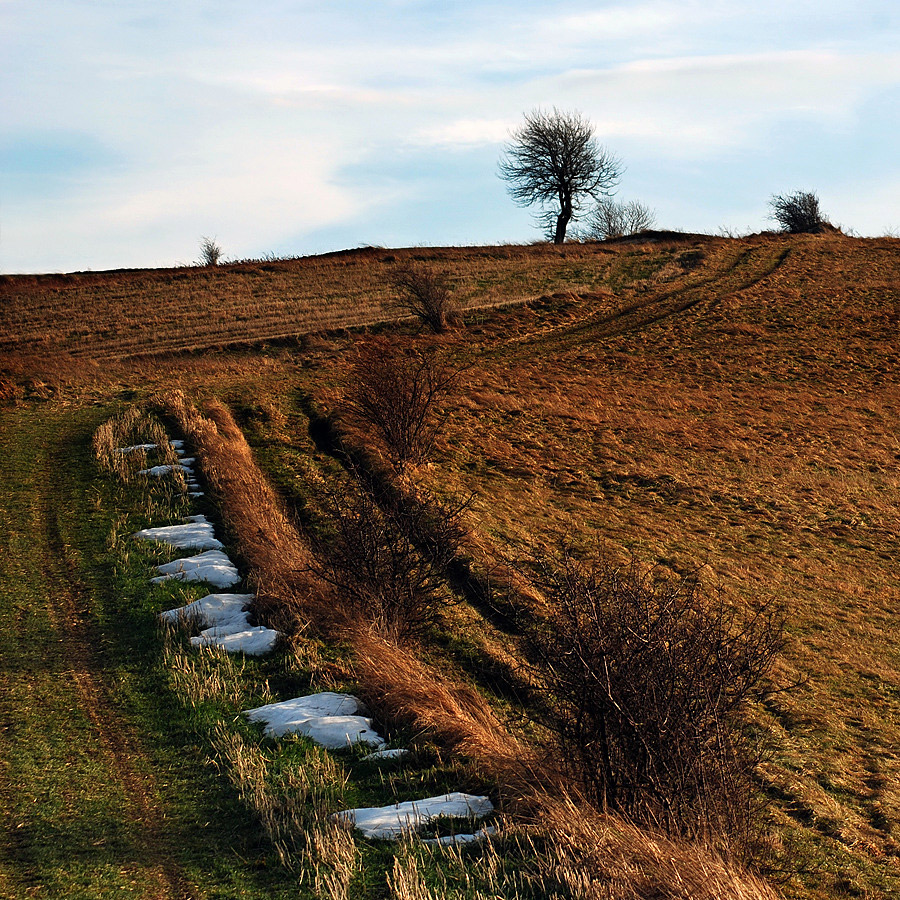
[343,338,463,473]
[316,471,465,637]
[390,264,458,333]
[582,198,656,240]
[768,191,827,234]
[522,549,785,852]
[199,235,223,266]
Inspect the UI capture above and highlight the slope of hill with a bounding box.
[1,232,898,898]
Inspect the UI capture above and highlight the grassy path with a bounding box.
[0,404,194,898]
[0,404,303,899]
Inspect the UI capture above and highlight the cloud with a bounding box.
[413,118,515,147]
[2,1,899,270]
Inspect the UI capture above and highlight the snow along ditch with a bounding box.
[128,437,493,842]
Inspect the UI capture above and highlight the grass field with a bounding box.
[1,231,898,898]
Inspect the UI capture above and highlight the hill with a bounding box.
[1,232,899,898]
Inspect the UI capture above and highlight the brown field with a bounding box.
[2,231,899,898]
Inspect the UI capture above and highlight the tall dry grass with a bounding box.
[92,405,180,482]
[163,390,330,633]
[211,722,351,872]
[162,391,779,899]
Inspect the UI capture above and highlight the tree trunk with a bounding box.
[553,210,570,244]
[554,191,573,244]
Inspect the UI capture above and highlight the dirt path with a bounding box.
[0,406,198,899]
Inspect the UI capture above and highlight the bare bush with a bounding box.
[521,550,785,852]
[199,235,223,266]
[316,471,465,637]
[767,191,828,234]
[343,338,463,473]
[391,264,458,333]
[583,198,657,240]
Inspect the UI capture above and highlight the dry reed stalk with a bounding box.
[308,820,359,900]
[211,722,349,871]
[160,624,272,709]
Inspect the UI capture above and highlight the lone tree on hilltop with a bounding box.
[768,190,828,234]
[499,108,621,244]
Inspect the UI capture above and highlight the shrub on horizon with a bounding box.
[768,191,828,234]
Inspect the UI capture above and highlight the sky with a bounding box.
[1,0,898,273]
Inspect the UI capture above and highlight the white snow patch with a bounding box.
[134,515,223,550]
[191,625,280,656]
[275,714,384,750]
[363,748,409,762]
[114,443,158,453]
[170,440,185,450]
[247,692,361,729]
[244,693,384,748]
[423,826,497,846]
[335,793,494,840]
[138,463,194,477]
[151,550,241,588]
[159,592,255,629]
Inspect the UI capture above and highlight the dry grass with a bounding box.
[160,624,274,709]
[25,231,898,897]
[0,243,624,361]
[533,796,778,900]
[164,390,330,632]
[160,389,776,899]
[210,722,351,871]
[92,405,180,482]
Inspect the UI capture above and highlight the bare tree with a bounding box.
[499,108,621,244]
[390,264,458,333]
[199,236,222,266]
[582,198,656,240]
[342,338,463,473]
[768,191,828,234]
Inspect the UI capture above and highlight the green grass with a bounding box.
[0,401,518,899]
[0,404,323,898]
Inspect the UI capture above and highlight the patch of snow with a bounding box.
[191,625,280,656]
[139,464,176,477]
[280,715,384,750]
[247,692,361,728]
[363,748,409,762]
[134,515,223,550]
[159,592,255,628]
[335,793,494,840]
[189,491,205,498]
[138,463,194,477]
[423,826,497,846]
[244,693,384,748]
[151,550,241,588]
[114,443,158,453]
[170,440,185,450]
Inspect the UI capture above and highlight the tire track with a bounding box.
[496,243,794,360]
[37,429,198,900]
